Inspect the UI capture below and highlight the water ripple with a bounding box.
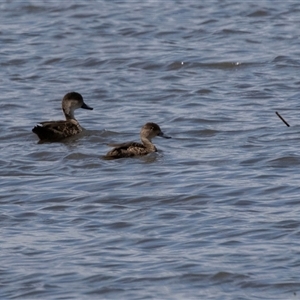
[1,1,300,299]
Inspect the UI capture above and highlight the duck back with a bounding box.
[106,142,157,159]
[32,120,82,141]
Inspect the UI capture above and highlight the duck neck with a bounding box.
[141,137,157,151]
[63,108,75,121]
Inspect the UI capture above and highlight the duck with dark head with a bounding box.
[32,92,93,141]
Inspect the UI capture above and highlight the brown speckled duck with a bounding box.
[32,92,93,141]
[106,122,171,159]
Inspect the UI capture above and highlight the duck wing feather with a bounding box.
[32,120,81,141]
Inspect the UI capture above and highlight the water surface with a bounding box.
[1,1,300,299]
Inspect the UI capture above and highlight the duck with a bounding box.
[32,92,93,141]
[105,122,171,159]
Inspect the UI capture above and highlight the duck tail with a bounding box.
[32,124,52,140]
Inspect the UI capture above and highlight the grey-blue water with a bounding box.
[1,1,300,299]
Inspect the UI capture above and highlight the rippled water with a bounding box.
[1,1,300,299]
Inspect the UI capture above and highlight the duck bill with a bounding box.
[158,131,171,139]
[81,102,93,110]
